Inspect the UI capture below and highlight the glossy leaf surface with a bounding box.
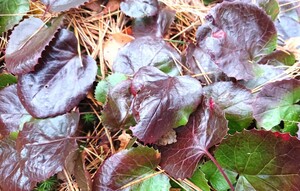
[0,85,31,138]
[113,36,182,76]
[253,79,300,133]
[184,43,227,84]
[5,16,63,75]
[101,80,135,130]
[40,0,90,12]
[204,82,253,132]
[0,139,37,191]
[94,73,127,104]
[0,0,30,33]
[131,66,202,144]
[16,112,80,182]
[159,97,228,178]
[92,146,160,191]
[18,29,97,118]
[196,2,277,80]
[120,0,158,18]
[215,130,300,190]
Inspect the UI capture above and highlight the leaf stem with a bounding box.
[205,149,235,191]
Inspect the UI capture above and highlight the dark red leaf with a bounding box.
[0,85,31,138]
[159,97,228,179]
[112,36,182,76]
[0,139,38,191]
[17,29,97,118]
[120,0,159,18]
[40,0,91,12]
[196,2,277,80]
[101,80,135,130]
[16,112,80,182]
[203,82,254,132]
[5,16,63,75]
[92,146,160,191]
[130,66,202,144]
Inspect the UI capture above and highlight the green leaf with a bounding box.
[34,176,58,191]
[9,131,19,140]
[129,173,171,191]
[190,168,211,191]
[203,0,218,5]
[0,74,17,89]
[0,0,29,33]
[200,161,237,191]
[215,130,300,190]
[94,73,127,104]
[253,79,300,134]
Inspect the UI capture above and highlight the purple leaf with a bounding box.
[196,2,277,80]
[16,112,80,182]
[5,16,63,75]
[203,82,254,132]
[40,0,90,12]
[133,7,176,38]
[17,29,97,118]
[0,85,31,138]
[92,146,160,191]
[112,36,182,76]
[101,80,135,130]
[159,97,228,179]
[240,0,280,20]
[184,43,228,84]
[120,0,159,18]
[0,139,37,191]
[131,66,202,144]
[253,79,300,133]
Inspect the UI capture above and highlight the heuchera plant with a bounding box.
[0,0,300,190]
